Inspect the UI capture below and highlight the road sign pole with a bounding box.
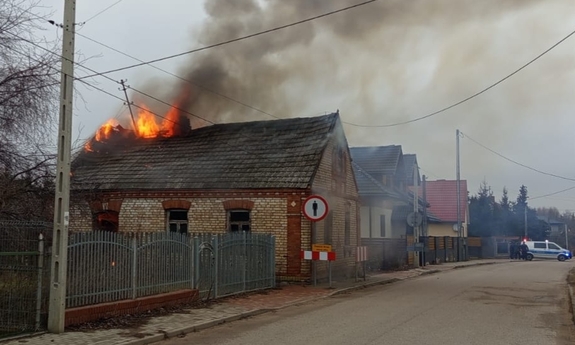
[312,222,317,286]
[328,261,332,288]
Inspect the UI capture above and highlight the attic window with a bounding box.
[229,210,250,232]
[167,209,188,234]
[93,211,119,232]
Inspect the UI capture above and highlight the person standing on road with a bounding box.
[509,242,516,260]
[520,241,529,260]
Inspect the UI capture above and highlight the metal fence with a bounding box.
[66,231,275,308]
[0,221,51,334]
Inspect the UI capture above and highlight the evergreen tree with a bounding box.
[468,181,495,237]
[497,187,513,236]
[512,185,548,240]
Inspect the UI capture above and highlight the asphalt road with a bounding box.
[162,261,575,345]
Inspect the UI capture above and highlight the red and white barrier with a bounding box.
[356,246,368,262]
[300,250,336,261]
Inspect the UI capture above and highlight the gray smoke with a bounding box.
[138,0,554,129]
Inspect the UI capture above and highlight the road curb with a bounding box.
[123,308,273,345]
[452,261,500,269]
[4,260,504,345]
[130,261,504,344]
[567,268,575,325]
[328,278,401,297]
[568,285,575,325]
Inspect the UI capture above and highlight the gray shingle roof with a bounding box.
[403,154,419,185]
[71,113,339,191]
[351,162,405,199]
[350,145,403,176]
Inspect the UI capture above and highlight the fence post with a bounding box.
[131,236,137,299]
[270,235,276,288]
[213,235,219,298]
[35,233,45,330]
[190,236,195,289]
[193,236,200,289]
[243,232,247,292]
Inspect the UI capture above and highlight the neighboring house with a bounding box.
[69,112,360,281]
[351,146,429,239]
[536,216,565,235]
[352,162,409,239]
[412,179,469,237]
[403,154,420,186]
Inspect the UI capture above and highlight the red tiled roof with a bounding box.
[410,180,467,222]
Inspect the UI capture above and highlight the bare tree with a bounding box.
[0,0,59,220]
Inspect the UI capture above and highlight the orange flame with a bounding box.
[135,105,160,138]
[85,102,186,152]
[95,119,118,141]
[162,106,180,137]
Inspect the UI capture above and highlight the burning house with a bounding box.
[70,111,359,280]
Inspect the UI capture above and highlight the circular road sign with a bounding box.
[302,195,329,222]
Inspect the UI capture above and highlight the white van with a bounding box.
[524,240,572,261]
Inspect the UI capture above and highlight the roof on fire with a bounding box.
[71,113,341,191]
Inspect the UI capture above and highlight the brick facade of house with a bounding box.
[70,113,359,280]
[70,131,359,281]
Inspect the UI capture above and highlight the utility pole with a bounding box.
[120,79,137,133]
[422,175,427,237]
[524,205,527,240]
[456,129,463,261]
[565,224,569,250]
[48,0,76,333]
[413,162,419,267]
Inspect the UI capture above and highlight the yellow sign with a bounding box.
[312,244,332,252]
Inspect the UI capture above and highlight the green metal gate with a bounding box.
[0,221,50,335]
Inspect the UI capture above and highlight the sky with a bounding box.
[38,0,575,212]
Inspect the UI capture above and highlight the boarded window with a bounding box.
[229,210,250,232]
[380,215,386,237]
[93,211,119,232]
[167,209,188,234]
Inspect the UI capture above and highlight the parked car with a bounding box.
[524,240,572,261]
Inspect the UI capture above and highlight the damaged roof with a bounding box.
[71,113,340,191]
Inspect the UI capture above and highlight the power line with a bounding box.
[3,30,214,126]
[75,31,281,120]
[461,132,575,182]
[419,166,440,179]
[3,33,307,167]
[341,26,575,128]
[76,0,378,80]
[22,1,575,131]
[79,0,125,25]
[531,186,575,200]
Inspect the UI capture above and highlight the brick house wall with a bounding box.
[307,125,360,280]
[69,119,360,281]
[70,191,306,277]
